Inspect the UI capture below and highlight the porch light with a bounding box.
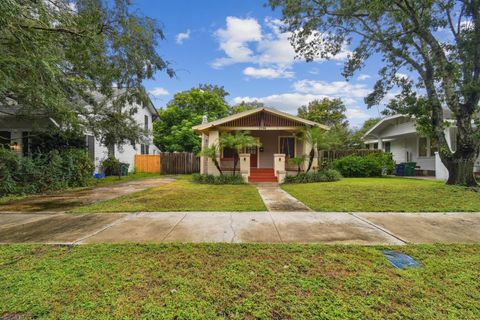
[10,142,20,152]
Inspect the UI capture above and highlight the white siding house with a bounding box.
[0,94,159,174]
[363,114,480,179]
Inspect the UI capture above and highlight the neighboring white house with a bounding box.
[362,113,480,179]
[0,92,159,174]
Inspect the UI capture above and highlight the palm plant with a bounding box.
[198,144,223,175]
[220,131,260,175]
[288,155,307,173]
[301,126,342,171]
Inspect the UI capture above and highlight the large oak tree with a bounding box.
[270,0,480,186]
[0,0,173,150]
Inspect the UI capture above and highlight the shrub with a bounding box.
[333,153,395,177]
[102,156,121,176]
[0,148,94,196]
[192,173,245,185]
[283,169,342,184]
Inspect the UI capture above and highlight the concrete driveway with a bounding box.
[0,178,174,213]
[1,211,479,245]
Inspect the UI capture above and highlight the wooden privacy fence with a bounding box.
[318,149,383,164]
[135,155,161,173]
[135,152,200,174]
[160,152,200,174]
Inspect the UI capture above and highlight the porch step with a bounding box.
[249,177,278,182]
[249,168,277,182]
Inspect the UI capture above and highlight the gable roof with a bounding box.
[362,114,412,139]
[192,107,329,133]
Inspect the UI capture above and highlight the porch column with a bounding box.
[377,137,383,151]
[274,153,286,183]
[207,130,221,176]
[200,133,208,174]
[239,153,250,182]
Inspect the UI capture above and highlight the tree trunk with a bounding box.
[441,110,479,187]
[443,152,478,187]
[306,148,314,172]
[233,153,239,176]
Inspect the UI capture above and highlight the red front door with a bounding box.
[245,145,258,168]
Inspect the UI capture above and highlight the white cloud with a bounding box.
[232,93,328,114]
[212,16,351,71]
[345,108,370,120]
[212,17,262,68]
[176,29,191,44]
[395,73,408,80]
[149,87,169,97]
[231,78,379,126]
[357,74,371,81]
[293,80,370,99]
[243,66,294,79]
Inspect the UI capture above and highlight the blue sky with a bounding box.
[136,1,390,127]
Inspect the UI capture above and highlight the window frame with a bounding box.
[418,137,436,158]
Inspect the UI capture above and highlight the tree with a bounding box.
[289,155,307,173]
[198,144,223,175]
[350,118,382,147]
[220,131,260,175]
[300,126,339,171]
[298,98,349,128]
[153,85,230,153]
[270,0,480,186]
[0,0,173,151]
[230,100,266,114]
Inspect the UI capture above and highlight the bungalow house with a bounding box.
[193,107,328,183]
[362,113,480,179]
[0,91,159,174]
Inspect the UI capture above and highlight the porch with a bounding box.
[192,107,328,183]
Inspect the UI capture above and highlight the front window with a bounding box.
[222,147,236,159]
[384,141,391,153]
[418,137,428,157]
[0,131,11,149]
[279,137,295,158]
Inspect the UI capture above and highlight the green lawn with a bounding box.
[87,172,163,187]
[282,177,480,212]
[73,176,266,213]
[0,173,162,205]
[0,244,478,319]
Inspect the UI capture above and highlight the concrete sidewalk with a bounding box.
[1,211,479,245]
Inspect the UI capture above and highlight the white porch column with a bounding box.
[377,136,383,151]
[239,153,250,182]
[274,153,286,183]
[207,130,221,176]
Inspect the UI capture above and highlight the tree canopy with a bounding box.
[270,0,480,186]
[153,85,230,153]
[298,98,349,128]
[230,100,266,114]
[0,0,173,149]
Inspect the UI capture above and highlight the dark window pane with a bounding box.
[22,132,30,156]
[141,144,145,155]
[145,144,149,155]
[280,137,295,158]
[144,115,149,130]
[223,147,236,158]
[0,131,11,149]
[384,141,391,153]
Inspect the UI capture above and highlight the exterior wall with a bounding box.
[249,131,302,169]
[1,102,158,174]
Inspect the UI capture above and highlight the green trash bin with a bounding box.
[120,163,130,176]
[404,162,416,176]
